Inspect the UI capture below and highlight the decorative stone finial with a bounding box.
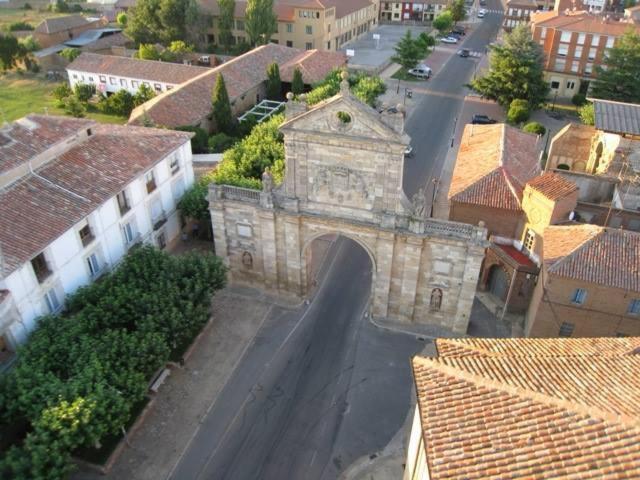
[299,93,307,103]
[340,70,349,81]
[286,91,294,101]
[340,70,349,94]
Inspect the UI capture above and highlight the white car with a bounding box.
[408,65,433,78]
[477,9,487,17]
[440,36,458,44]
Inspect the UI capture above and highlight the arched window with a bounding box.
[430,288,443,311]
[242,251,253,269]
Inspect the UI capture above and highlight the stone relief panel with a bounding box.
[308,164,375,209]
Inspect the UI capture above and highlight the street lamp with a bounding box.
[429,178,439,218]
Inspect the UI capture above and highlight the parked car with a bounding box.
[459,48,470,57]
[471,114,497,124]
[477,9,487,17]
[452,26,466,35]
[448,32,463,39]
[404,145,414,157]
[479,0,486,5]
[440,36,458,44]
[408,67,431,79]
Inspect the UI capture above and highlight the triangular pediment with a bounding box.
[280,93,409,145]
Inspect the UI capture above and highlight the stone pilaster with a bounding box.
[372,232,395,318]
[259,209,278,292]
[208,188,229,267]
[283,215,303,296]
[451,244,485,334]
[399,236,424,321]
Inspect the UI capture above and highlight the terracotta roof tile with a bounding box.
[525,172,578,200]
[449,124,541,210]
[279,50,346,84]
[412,339,640,479]
[201,0,372,20]
[543,225,640,291]
[67,52,211,86]
[531,10,640,35]
[35,15,94,34]
[0,116,191,276]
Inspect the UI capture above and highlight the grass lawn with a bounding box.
[0,7,69,32]
[390,67,426,82]
[0,73,127,124]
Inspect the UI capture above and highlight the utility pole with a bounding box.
[450,116,458,148]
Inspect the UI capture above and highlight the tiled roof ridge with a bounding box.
[546,224,604,271]
[500,166,524,205]
[70,52,210,73]
[414,356,640,429]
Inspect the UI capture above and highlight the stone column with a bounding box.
[451,244,485,334]
[208,187,229,267]
[283,215,303,296]
[372,232,395,318]
[258,209,278,292]
[399,236,424,321]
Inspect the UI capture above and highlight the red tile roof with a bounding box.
[412,338,640,480]
[0,116,192,276]
[449,124,541,210]
[129,44,340,128]
[35,15,96,34]
[497,243,536,267]
[531,10,640,35]
[525,172,578,200]
[279,50,347,84]
[543,225,640,292]
[0,116,94,175]
[67,53,211,86]
[201,0,373,20]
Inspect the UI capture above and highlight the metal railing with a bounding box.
[217,184,261,204]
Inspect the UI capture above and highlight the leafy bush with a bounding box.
[133,83,155,107]
[98,90,134,116]
[116,12,127,27]
[63,96,86,117]
[213,114,284,189]
[52,83,72,105]
[304,70,386,107]
[571,93,587,106]
[178,170,216,221]
[138,43,160,60]
[579,102,595,125]
[74,83,95,102]
[59,47,80,62]
[208,132,237,153]
[507,98,530,124]
[522,121,546,135]
[175,126,209,153]
[18,35,39,52]
[8,21,34,31]
[0,247,226,479]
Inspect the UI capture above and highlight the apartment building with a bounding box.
[0,115,194,356]
[502,0,538,32]
[379,1,451,22]
[201,0,378,51]
[67,52,211,96]
[531,10,640,98]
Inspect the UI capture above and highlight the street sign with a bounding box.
[346,49,355,57]
[372,33,380,40]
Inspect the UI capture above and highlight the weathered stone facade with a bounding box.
[209,81,487,333]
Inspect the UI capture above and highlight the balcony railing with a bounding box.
[152,214,167,231]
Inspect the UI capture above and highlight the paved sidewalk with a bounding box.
[72,287,287,480]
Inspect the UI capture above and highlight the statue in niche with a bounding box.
[411,187,428,218]
[242,251,253,269]
[262,168,273,193]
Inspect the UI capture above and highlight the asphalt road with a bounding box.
[402,2,504,199]
[168,237,426,480]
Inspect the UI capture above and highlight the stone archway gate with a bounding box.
[209,79,487,334]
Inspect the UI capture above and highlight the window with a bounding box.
[522,229,535,254]
[154,83,162,92]
[588,47,597,60]
[31,252,51,283]
[574,46,582,58]
[560,30,572,43]
[172,179,185,199]
[109,77,116,85]
[99,75,106,83]
[540,27,547,39]
[628,299,640,315]
[150,199,165,230]
[86,253,101,278]
[605,36,614,48]
[120,78,127,87]
[557,44,568,56]
[132,80,139,89]
[592,33,600,46]
[327,41,331,50]
[558,322,575,337]
[116,190,130,215]
[305,42,312,50]
[73,74,78,79]
[286,40,293,47]
[286,23,293,33]
[430,288,443,311]
[156,231,167,250]
[571,288,587,305]
[169,155,180,175]
[567,80,576,89]
[554,59,566,71]
[327,23,331,33]
[78,223,94,247]
[570,61,579,73]
[143,81,150,87]
[44,288,61,314]
[236,20,244,30]
[577,32,585,45]
[306,25,312,34]
[145,170,156,194]
[584,63,593,75]
[122,221,137,245]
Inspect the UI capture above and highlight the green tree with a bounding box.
[245,0,277,45]
[351,75,387,107]
[99,89,135,116]
[138,43,160,60]
[590,29,640,103]
[447,0,467,24]
[125,0,164,45]
[507,98,530,123]
[266,62,281,100]
[433,11,453,35]
[470,24,549,108]
[52,82,72,106]
[159,0,189,44]
[8,21,34,31]
[0,33,26,71]
[208,132,237,152]
[59,47,80,62]
[218,0,236,51]
[212,74,234,134]
[185,0,209,49]
[392,29,422,70]
[416,32,435,56]
[579,102,595,125]
[163,39,194,62]
[133,83,156,106]
[74,83,95,102]
[63,96,86,117]
[522,121,546,135]
[175,126,209,153]
[117,12,128,26]
[18,35,40,52]
[178,171,216,221]
[291,67,304,95]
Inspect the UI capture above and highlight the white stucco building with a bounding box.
[66,52,211,96]
[0,115,194,359]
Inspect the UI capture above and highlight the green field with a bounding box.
[0,7,69,32]
[0,73,127,124]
